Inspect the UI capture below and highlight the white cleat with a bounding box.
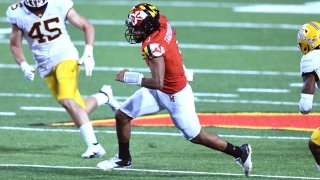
[81,143,106,159]
[235,144,252,176]
[99,85,120,112]
[97,154,131,171]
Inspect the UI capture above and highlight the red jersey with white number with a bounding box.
[141,15,187,94]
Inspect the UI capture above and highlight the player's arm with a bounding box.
[66,8,94,45]
[67,8,95,76]
[115,56,165,90]
[141,56,165,89]
[299,72,317,114]
[9,24,26,65]
[10,24,35,81]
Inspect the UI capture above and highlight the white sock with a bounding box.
[317,164,320,171]
[79,122,98,147]
[92,93,109,107]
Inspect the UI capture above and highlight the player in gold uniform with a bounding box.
[297,21,320,171]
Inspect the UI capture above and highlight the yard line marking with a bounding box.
[0,92,51,98]
[196,98,301,106]
[0,92,237,99]
[0,126,309,140]
[193,92,238,98]
[50,1,255,8]
[87,19,301,30]
[0,112,16,116]
[0,18,302,30]
[290,83,303,87]
[0,164,317,179]
[1,92,319,107]
[0,64,300,76]
[0,39,297,51]
[20,106,65,112]
[237,88,290,93]
[234,2,320,14]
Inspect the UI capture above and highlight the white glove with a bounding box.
[183,64,194,81]
[20,61,35,81]
[79,45,95,76]
[299,93,313,114]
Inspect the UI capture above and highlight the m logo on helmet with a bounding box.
[129,11,148,26]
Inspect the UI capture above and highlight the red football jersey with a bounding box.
[141,14,187,94]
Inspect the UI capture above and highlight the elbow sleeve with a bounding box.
[299,93,314,113]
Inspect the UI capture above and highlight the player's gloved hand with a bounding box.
[20,61,35,81]
[79,44,95,76]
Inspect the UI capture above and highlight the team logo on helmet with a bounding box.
[297,21,320,55]
[128,10,148,26]
[125,3,160,44]
[24,0,48,8]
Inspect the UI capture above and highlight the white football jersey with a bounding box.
[300,49,320,78]
[6,0,79,77]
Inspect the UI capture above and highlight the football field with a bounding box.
[0,0,319,179]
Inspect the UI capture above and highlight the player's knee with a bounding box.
[309,139,314,150]
[190,130,203,144]
[59,98,76,111]
[115,110,132,124]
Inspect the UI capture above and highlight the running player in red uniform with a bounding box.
[97,3,252,176]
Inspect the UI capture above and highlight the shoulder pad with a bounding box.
[143,43,165,59]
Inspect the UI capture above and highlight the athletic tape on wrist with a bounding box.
[124,72,143,85]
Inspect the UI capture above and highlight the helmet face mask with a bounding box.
[24,0,48,8]
[125,3,160,44]
[297,21,320,55]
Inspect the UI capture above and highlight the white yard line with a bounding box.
[2,91,319,108]
[237,88,290,93]
[0,64,300,76]
[0,112,16,116]
[0,126,309,140]
[0,163,317,179]
[0,39,297,51]
[20,106,65,112]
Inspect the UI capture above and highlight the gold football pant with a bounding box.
[44,60,85,108]
[311,128,320,146]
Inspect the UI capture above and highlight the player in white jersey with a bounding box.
[6,0,120,158]
[297,21,320,171]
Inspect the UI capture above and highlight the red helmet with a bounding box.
[125,3,160,44]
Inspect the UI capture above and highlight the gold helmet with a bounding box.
[297,21,320,55]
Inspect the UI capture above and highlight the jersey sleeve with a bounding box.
[60,0,73,17]
[142,43,166,59]
[300,52,320,80]
[6,5,18,24]
[300,57,316,74]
